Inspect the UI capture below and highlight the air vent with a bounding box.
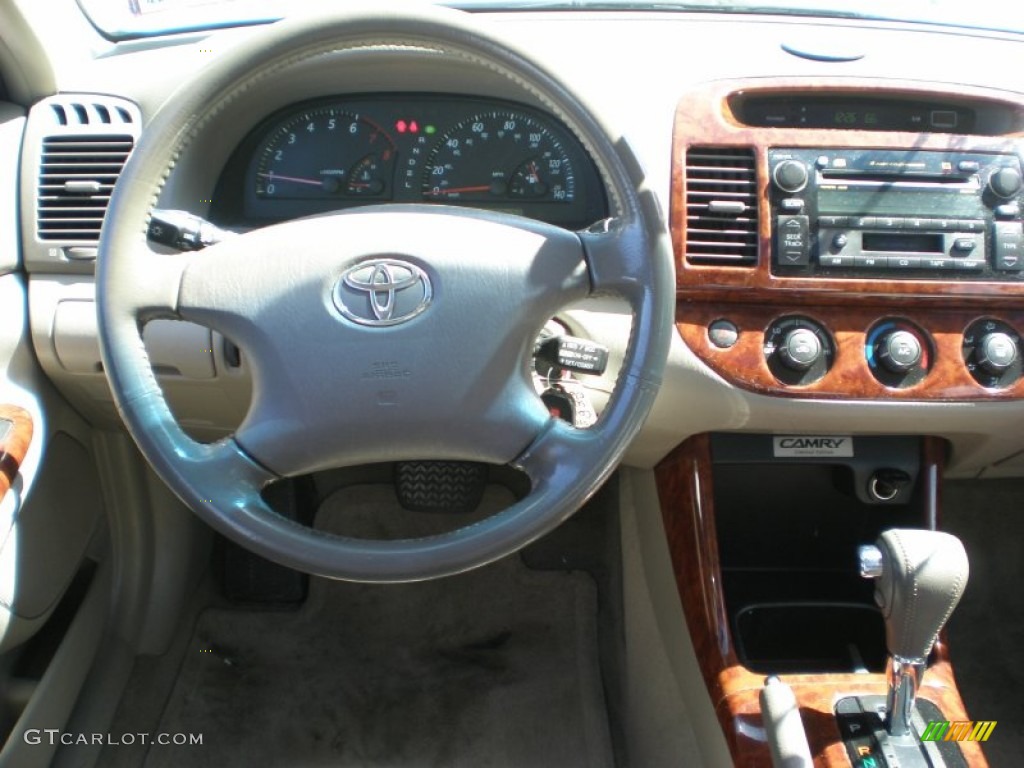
[37,135,134,241]
[49,100,135,127]
[685,147,759,265]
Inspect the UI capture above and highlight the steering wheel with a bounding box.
[96,5,674,582]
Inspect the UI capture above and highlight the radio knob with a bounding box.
[879,330,923,374]
[772,160,809,194]
[778,328,823,371]
[989,166,1023,199]
[977,332,1019,374]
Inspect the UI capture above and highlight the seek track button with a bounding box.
[777,215,810,265]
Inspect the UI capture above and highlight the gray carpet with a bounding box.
[136,485,613,768]
[943,479,1024,767]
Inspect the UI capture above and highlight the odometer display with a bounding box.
[422,111,575,204]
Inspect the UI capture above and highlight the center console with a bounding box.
[655,435,983,767]
[663,77,1017,767]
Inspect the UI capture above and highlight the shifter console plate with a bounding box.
[836,695,967,768]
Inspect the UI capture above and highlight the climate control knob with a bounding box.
[778,328,823,371]
[878,330,923,374]
[866,320,931,388]
[962,319,1023,388]
[764,316,834,385]
[772,160,809,194]
[977,332,1019,375]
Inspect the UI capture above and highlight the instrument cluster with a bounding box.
[213,94,607,229]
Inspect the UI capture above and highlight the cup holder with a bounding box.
[734,602,886,675]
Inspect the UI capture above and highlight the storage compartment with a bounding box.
[710,434,929,675]
[735,603,886,674]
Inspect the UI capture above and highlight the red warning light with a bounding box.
[409,121,420,134]
[395,120,408,134]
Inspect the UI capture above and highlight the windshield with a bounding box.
[78,0,1024,40]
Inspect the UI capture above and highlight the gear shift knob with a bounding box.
[858,529,969,738]
[860,529,969,660]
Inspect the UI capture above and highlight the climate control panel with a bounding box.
[683,306,1024,400]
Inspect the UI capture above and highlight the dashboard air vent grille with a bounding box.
[37,135,134,241]
[49,101,135,127]
[685,147,759,265]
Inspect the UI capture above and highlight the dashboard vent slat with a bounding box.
[36,135,134,242]
[685,147,759,266]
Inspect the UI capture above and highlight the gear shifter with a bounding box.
[858,529,969,738]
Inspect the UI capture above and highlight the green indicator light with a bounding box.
[425,125,437,135]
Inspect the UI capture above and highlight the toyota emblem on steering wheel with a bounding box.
[333,258,433,327]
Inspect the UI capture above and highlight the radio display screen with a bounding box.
[862,232,944,253]
[818,186,982,217]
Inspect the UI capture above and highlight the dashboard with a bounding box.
[213,94,606,229]
[8,7,1024,479]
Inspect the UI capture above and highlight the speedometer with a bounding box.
[254,108,396,200]
[421,111,575,204]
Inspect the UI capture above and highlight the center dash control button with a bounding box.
[890,256,921,270]
[777,215,810,266]
[994,222,1024,271]
[855,255,889,269]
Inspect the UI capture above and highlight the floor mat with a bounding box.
[140,485,613,768]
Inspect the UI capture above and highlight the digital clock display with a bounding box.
[737,96,976,133]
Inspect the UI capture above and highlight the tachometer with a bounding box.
[422,111,575,204]
[254,109,396,200]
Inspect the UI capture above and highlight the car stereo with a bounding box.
[769,148,1024,280]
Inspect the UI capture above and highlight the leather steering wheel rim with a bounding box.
[96,4,675,582]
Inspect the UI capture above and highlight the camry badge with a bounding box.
[334,259,432,327]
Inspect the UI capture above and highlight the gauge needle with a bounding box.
[425,185,492,196]
[257,172,323,187]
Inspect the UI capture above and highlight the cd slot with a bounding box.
[820,171,971,185]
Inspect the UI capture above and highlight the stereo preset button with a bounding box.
[819,215,849,227]
[876,216,903,229]
[777,215,810,265]
[905,218,929,229]
[961,219,986,232]
[994,222,1024,271]
[854,216,877,229]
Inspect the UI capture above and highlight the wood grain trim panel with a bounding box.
[0,405,33,504]
[671,77,1024,305]
[679,303,1024,400]
[655,435,987,767]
